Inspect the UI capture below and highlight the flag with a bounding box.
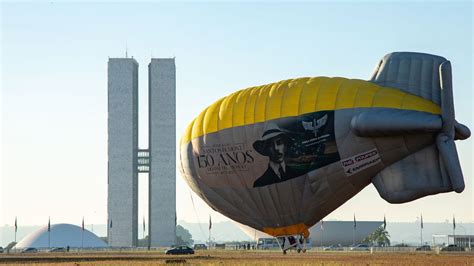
[15,217,17,233]
[82,217,85,231]
[209,215,212,230]
[353,214,356,229]
[383,215,387,230]
[48,217,51,232]
[110,219,113,229]
[321,220,324,230]
[453,215,456,230]
[420,214,423,229]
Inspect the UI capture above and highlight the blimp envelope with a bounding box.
[179,52,470,238]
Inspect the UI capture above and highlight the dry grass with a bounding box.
[1,250,473,265]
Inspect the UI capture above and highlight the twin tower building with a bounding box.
[108,57,176,247]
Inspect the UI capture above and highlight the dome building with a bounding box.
[15,223,107,249]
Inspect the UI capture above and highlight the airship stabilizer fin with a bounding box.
[372,145,452,203]
[351,109,442,137]
[369,52,469,203]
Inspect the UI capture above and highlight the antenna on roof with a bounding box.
[125,42,128,58]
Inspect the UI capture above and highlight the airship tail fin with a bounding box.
[370,52,446,105]
[372,145,452,203]
[369,52,469,203]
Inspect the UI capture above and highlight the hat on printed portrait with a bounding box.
[253,123,289,156]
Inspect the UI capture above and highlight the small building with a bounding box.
[449,235,473,248]
[310,221,383,246]
[239,221,383,247]
[448,235,474,249]
[432,234,473,248]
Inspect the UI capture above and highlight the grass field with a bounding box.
[1,250,473,265]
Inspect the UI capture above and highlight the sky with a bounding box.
[1,1,473,233]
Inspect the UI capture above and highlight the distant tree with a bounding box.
[176,225,194,246]
[362,226,390,246]
[374,227,390,246]
[361,236,371,245]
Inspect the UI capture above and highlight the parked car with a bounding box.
[416,245,431,251]
[193,244,207,250]
[21,247,38,253]
[441,244,464,252]
[393,243,410,247]
[257,238,281,250]
[350,244,370,251]
[49,247,66,252]
[165,246,195,255]
[323,244,344,251]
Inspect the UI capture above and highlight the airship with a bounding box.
[179,52,470,252]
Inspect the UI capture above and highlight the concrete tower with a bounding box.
[107,58,139,247]
[148,58,176,247]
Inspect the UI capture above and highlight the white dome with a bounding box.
[15,223,107,249]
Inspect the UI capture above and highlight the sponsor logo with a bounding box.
[341,148,381,176]
[302,114,328,137]
[341,159,354,167]
[196,143,255,175]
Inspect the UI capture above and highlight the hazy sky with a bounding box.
[1,1,473,231]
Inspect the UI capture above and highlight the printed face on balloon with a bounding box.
[267,137,286,163]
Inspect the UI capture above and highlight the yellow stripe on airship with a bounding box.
[181,77,441,145]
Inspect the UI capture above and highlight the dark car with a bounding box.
[350,244,370,251]
[165,246,195,255]
[416,245,431,251]
[49,247,66,252]
[21,247,38,253]
[441,244,464,252]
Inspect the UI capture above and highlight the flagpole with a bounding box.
[209,215,212,250]
[254,229,257,249]
[143,216,145,246]
[353,214,356,246]
[14,217,17,253]
[352,228,355,246]
[453,215,456,246]
[81,217,84,251]
[420,226,422,246]
[48,216,51,249]
[321,220,324,248]
[420,214,423,246]
[109,219,113,248]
